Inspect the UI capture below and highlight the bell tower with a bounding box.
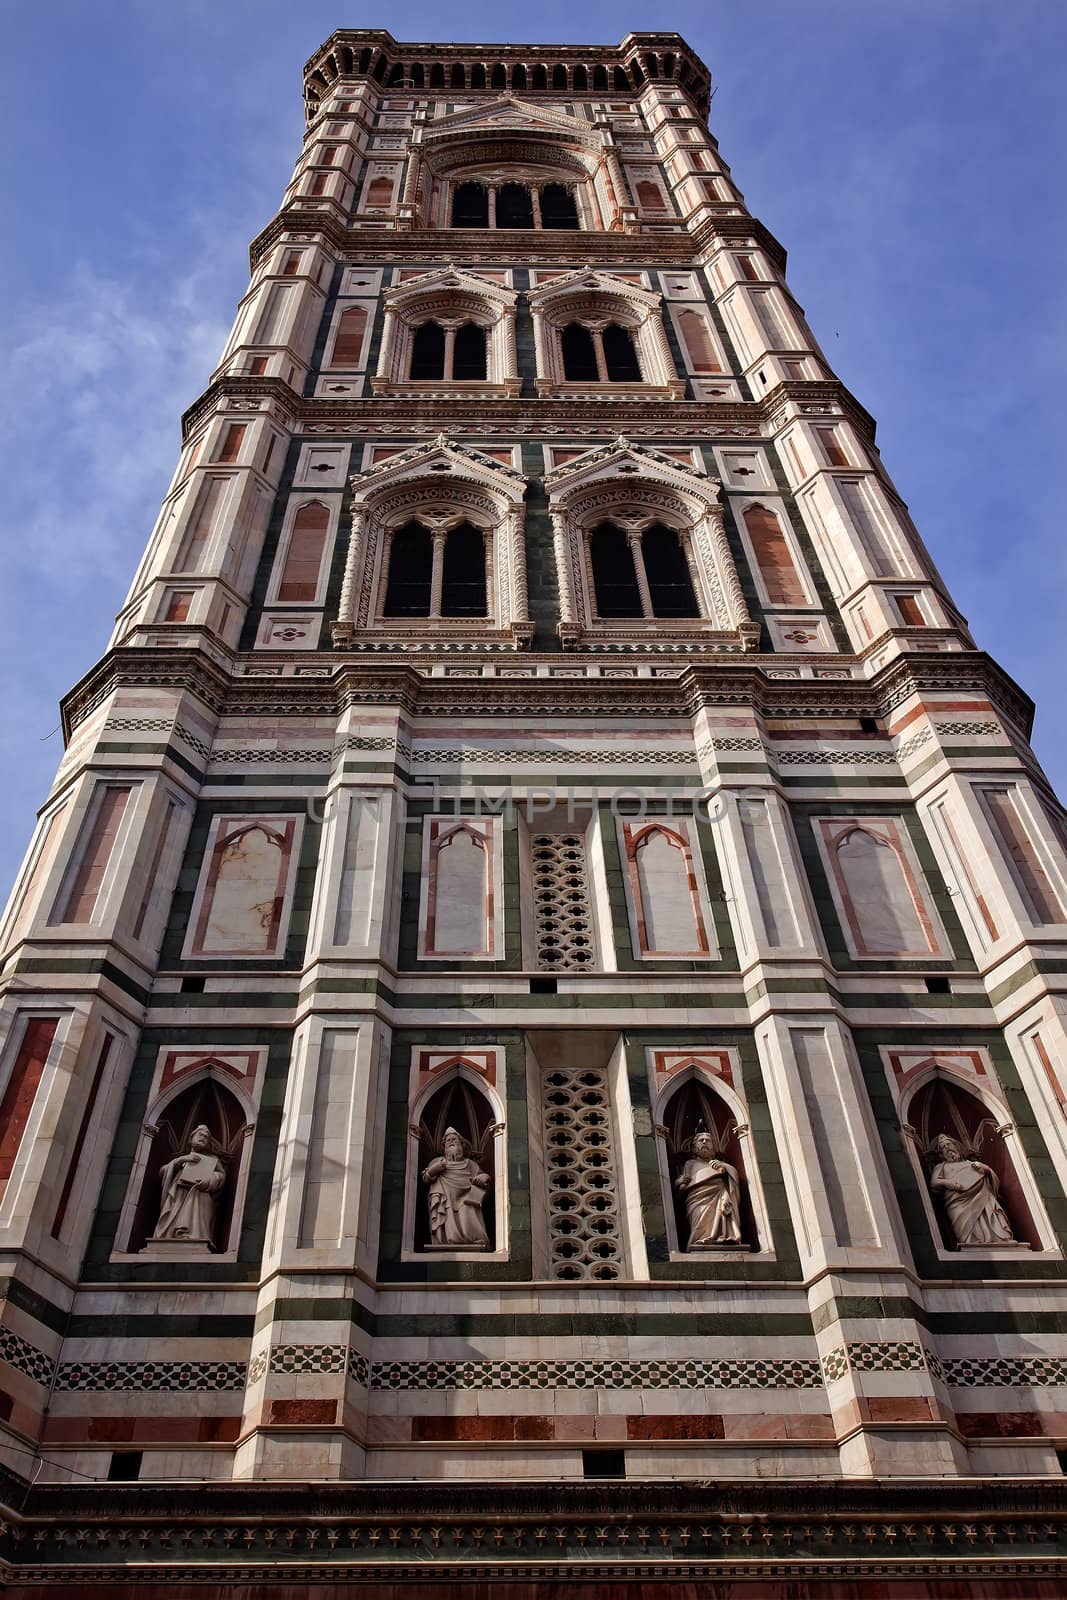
[0,27,1065,1594]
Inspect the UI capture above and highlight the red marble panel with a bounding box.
[411,1415,553,1441]
[956,1409,1046,1437]
[268,1399,337,1426]
[626,1413,725,1440]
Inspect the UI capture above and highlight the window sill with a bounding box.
[535,378,686,400]
[371,378,522,398]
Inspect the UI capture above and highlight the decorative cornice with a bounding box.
[59,646,1036,745]
[246,206,788,273]
[0,1466,1062,1583]
[180,376,876,448]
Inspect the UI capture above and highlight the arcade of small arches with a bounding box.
[305,42,708,115]
[451,179,580,230]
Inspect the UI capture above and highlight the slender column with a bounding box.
[375,310,398,381]
[680,528,706,618]
[333,504,367,642]
[505,509,528,621]
[377,526,396,619]
[487,185,497,228]
[592,329,610,383]
[550,510,576,626]
[428,528,448,618]
[627,530,655,619]
[530,187,543,229]
[442,325,456,381]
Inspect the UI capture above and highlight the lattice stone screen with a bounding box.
[540,1066,622,1279]
[530,832,595,969]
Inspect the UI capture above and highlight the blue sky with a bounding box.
[0,0,1064,895]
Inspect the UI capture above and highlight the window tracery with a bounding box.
[374,266,518,396]
[544,436,759,651]
[529,270,683,396]
[332,435,532,649]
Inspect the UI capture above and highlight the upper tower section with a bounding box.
[302,31,712,120]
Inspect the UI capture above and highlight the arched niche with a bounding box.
[408,1070,501,1253]
[125,1071,251,1255]
[655,1066,760,1253]
[906,1071,1041,1252]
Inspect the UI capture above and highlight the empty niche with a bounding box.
[620,820,714,958]
[185,815,302,959]
[419,817,500,959]
[814,816,949,960]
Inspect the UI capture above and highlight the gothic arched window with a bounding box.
[452,321,488,380]
[410,320,446,380]
[562,322,599,381]
[590,523,642,617]
[452,180,489,228]
[588,520,700,622]
[496,182,534,228]
[277,501,329,603]
[602,322,642,381]
[552,64,567,89]
[490,63,506,89]
[408,320,487,382]
[540,182,579,229]
[382,520,487,619]
[383,521,433,615]
[441,523,488,615]
[642,524,699,617]
[533,64,548,90]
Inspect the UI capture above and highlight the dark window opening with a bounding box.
[470,63,485,89]
[496,182,534,228]
[410,321,446,380]
[451,63,465,88]
[561,322,599,381]
[384,521,434,615]
[530,976,558,994]
[452,181,489,228]
[429,62,445,88]
[643,524,699,617]
[386,63,404,86]
[452,322,487,380]
[573,64,589,90]
[583,1449,625,1479]
[541,182,579,229]
[593,65,608,90]
[614,66,630,90]
[602,322,641,382]
[590,523,642,617]
[859,716,880,735]
[441,523,488,616]
[533,64,548,90]
[411,63,425,87]
[512,64,527,90]
[108,1452,143,1482]
[925,976,951,995]
[180,975,206,994]
[552,64,568,89]
[491,63,507,89]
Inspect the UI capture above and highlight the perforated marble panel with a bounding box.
[540,1066,622,1280]
[531,832,595,970]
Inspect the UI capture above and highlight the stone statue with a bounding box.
[928,1133,1015,1247]
[675,1130,743,1248]
[421,1127,490,1249]
[150,1125,227,1250]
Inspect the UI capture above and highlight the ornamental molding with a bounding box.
[421,94,603,151]
[58,648,1037,744]
[381,263,517,315]
[528,266,662,321]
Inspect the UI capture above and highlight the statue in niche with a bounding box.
[675,1129,743,1248]
[421,1126,490,1249]
[928,1133,1016,1248]
[150,1125,227,1251]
